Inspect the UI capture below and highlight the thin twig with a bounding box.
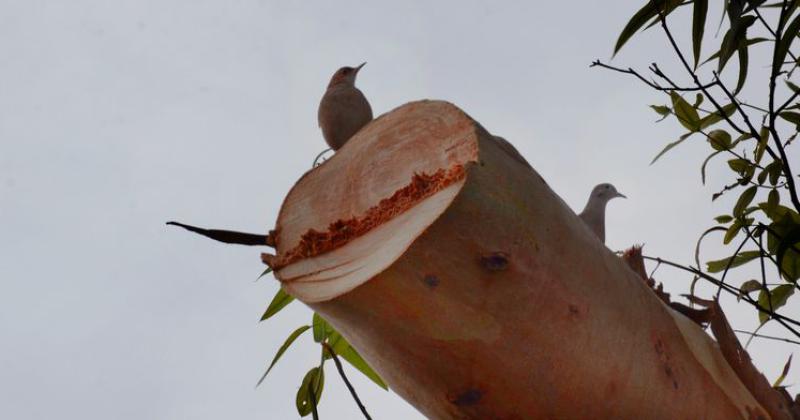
[713,70,781,162]
[322,343,372,420]
[745,225,800,294]
[657,10,754,137]
[308,380,320,420]
[754,7,800,67]
[589,60,715,92]
[641,254,800,338]
[715,233,751,300]
[734,328,800,345]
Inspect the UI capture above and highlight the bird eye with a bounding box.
[605,185,610,189]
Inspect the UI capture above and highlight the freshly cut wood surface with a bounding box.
[272,100,478,302]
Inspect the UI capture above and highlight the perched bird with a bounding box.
[578,183,626,243]
[318,62,373,150]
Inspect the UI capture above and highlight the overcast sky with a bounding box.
[2,1,798,419]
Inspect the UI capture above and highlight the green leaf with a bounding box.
[257,266,273,280]
[728,158,751,173]
[256,325,311,387]
[776,12,800,72]
[703,37,768,65]
[738,279,763,301]
[733,186,758,217]
[706,250,762,273]
[699,103,737,129]
[755,127,769,164]
[757,284,795,324]
[718,16,756,73]
[260,288,295,321]
[767,161,783,185]
[768,189,781,213]
[787,79,800,93]
[715,215,734,224]
[775,223,800,282]
[614,1,659,55]
[779,111,800,130]
[708,129,732,150]
[312,313,334,343]
[671,92,701,131]
[762,204,800,224]
[701,150,723,185]
[724,219,744,244]
[328,331,388,390]
[735,41,749,94]
[296,366,325,417]
[651,133,693,165]
[693,0,708,68]
[774,354,793,388]
[767,214,800,252]
[650,104,672,120]
[693,93,704,108]
[757,167,769,185]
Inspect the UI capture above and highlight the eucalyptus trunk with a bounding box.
[265,100,779,419]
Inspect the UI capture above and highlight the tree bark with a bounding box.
[267,100,774,419]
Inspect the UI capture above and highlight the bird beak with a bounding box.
[355,62,367,73]
[616,192,627,199]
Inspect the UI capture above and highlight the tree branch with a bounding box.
[657,10,757,138]
[641,255,800,339]
[768,0,800,213]
[589,60,715,92]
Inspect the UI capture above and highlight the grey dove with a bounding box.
[318,62,373,150]
[578,183,626,243]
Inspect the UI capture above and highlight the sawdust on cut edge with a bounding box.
[266,164,466,270]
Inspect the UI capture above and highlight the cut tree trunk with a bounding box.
[266,100,778,419]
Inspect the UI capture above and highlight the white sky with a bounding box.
[2,1,798,419]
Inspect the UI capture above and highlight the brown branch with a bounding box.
[657,10,755,138]
[589,60,715,92]
[641,255,800,338]
[715,232,751,300]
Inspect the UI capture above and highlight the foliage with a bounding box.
[258,283,386,417]
[606,0,800,351]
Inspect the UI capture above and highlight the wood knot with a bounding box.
[449,388,482,406]
[423,274,440,288]
[479,252,509,272]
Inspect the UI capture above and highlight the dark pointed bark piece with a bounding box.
[166,221,272,247]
